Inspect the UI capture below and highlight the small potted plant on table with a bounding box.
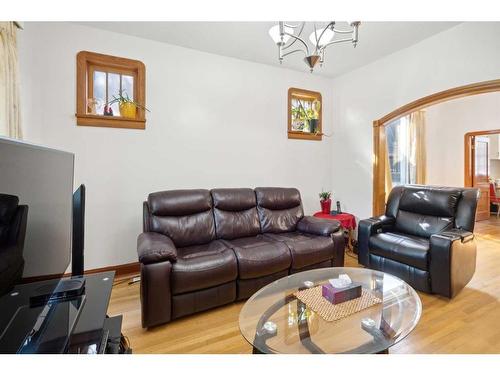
[319,191,332,214]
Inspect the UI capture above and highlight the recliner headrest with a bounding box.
[148,189,212,216]
[398,186,462,217]
[255,187,301,210]
[211,188,256,211]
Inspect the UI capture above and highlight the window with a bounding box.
[76,51,146,129]
[288,88,322,141]
[386,116,414,186]
[385,111,426,188]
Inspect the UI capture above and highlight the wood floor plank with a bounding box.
[108,216,500,354]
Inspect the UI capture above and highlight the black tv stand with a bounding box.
[30,278,86,306]
[0,271,129,354]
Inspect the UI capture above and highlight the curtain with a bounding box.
[0,22,22,139]
[409,110,426,184]
[382,125,393,201]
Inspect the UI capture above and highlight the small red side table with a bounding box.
[313,211,357,253]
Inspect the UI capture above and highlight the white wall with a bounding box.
[331,22,500,219]
[18,22,334,270]
[425,92,500,187]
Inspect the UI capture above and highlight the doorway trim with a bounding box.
[373,79,500,216]
[464,129,500,187]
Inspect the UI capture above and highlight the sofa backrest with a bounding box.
[255,187,304,233]
[145,189,215,247]
[0,194,19,245]
[386,185,479,237]
[211,188,260,240]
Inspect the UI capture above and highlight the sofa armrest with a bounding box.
[357,215,395,267]
[430,228,476,298]
[137,232,177,265]
[297,216,341,236]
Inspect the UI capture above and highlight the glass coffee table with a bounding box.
[239,267,421,354]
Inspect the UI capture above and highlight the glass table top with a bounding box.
[239,267,422,354]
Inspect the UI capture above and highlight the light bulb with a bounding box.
[268,24,293,45]
[309,27,334,48]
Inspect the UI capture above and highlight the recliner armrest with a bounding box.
[432,228,474,243]
[429,228,476,298]
[357,215,395,267]
[297,216,341,236]
[359,215,395,235]
[137,232,177,265]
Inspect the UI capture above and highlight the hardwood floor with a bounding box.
[108,216,500,354]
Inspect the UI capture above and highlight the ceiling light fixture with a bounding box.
[268,21,361,72]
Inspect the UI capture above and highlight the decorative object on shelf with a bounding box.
[288,88,323,140]
[336,200,342,214]
[103,105,113,116]
[86,98,98,115]
[268,21,361,72]
[108,90,150,119]
[319,190,332,214]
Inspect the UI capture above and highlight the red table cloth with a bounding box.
[313,212,357,230]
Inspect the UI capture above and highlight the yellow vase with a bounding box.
[119,102,137,119]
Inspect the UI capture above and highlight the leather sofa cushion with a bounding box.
[224,235,291,279]
[255,187,304,233]
[171,240,237,294]
[369,231,430,270]
[212,188,260,240]
[398,186,462,217]
[265,232,334,270]
[395,210,454,238]
[148,189,216,247]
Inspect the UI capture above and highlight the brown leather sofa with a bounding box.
[137,187,345,328]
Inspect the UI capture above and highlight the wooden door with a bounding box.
[472,136,490,221]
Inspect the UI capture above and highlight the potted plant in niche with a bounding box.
[108,90,150,119]
[319,190,332,214]
[309,99,321,133]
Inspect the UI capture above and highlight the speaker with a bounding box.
[72,184,85,276]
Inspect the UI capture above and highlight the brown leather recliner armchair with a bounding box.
[137,187,345,328]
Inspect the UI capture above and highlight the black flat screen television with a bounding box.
[0,137,76,353]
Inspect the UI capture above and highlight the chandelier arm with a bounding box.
[284,32,310,55]
[281,49,307,58]
[282,22,305,50]
[331,28,355,34]
[316,21,335,45]
[320,37,354,50]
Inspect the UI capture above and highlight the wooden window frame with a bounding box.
[76,51,146,130]
[287,88,322,141]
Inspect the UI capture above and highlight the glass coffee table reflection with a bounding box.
[239,267,421,354]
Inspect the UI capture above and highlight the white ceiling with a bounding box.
[78,22,460,78]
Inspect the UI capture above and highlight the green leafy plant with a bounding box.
[108,90,150,112]
[319,191,331,201]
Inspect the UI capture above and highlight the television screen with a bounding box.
[0,138,74,320]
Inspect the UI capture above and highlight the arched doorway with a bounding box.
[372,79,500,215]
